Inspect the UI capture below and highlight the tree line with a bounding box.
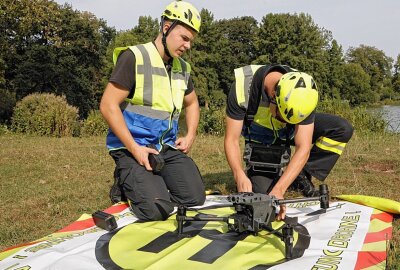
[1,0,400,124]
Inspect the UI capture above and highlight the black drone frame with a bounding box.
[175,184,329,260]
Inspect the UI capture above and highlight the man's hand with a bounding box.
[128,145,159,171]
[236,173,253,192]
[176,135,195,153]
[269,187,286,221]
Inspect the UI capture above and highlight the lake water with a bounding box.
[370,105,400,133]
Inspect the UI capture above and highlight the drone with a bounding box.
[175,184,330,260]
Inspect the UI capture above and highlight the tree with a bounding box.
[340,63,377,105]
[325,40,345,99]
[213,16,258,94]
[255,13,335,97]
[1,0,115,119]
[102,16,159,85]
[186,9,223,109]
[392,54,400,98]
[346,45,393,101]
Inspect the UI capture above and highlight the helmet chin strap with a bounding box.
[161,19,179,59]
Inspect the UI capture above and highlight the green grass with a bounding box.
[0,132,399,268]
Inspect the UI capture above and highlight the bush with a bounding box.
[0,124,10,135]
[198,107,225,136]
[318,99,386,133]
[11,93,79,137]
[81,110,108,137]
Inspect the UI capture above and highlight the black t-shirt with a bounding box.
[226,65,315,125]
[109,49,194,98]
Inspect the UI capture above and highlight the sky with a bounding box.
[54,0,400,61]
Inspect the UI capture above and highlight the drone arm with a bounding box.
[277,196,320,205]
[183,216,229,222]
[277,184,329,209]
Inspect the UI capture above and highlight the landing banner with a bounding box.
[0,197,393,270]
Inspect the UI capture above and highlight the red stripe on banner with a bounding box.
[363,227,393,244]
[57,219,96,233]
[370,212,393,223]
[103,203,129,214]
[354,251,386,270]
[57,203,129,233]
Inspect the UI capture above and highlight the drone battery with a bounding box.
[92,210,117,231]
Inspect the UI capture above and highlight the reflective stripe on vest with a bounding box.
[234,65,287,142]
[107,42,190,150]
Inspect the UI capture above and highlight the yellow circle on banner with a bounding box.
[98,207,306,269]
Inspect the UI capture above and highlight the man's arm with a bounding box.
[224,116,252,192]
[100,82,157,170]
[175,91,199,153]
[269,122,314,219]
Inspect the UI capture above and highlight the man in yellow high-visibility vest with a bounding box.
[100,1,205,221]
[225,65,354,220]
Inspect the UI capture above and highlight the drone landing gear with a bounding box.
[259,223,294,260]
[175,184,329,261]
[282,224,294,260]
[176,205,296,260]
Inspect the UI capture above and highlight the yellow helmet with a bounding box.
[162,1,201,33]
[275,72,319,124]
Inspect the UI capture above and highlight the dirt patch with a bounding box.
[359,162,396,173]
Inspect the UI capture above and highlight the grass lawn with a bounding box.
[0,132,399,268]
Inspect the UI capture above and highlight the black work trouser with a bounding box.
[248,113,354,194]
[110,146,205,221]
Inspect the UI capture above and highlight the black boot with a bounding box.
[109,181,126,203]
[290,171,319,197]
[109,169,126,204]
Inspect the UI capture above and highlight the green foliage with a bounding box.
[198,107,225,136]
[0,124,10,135]
[339,63,377,105]
[187,12,259,111]
[325,40,345,99]
[346,45,393,101]
[1,0,115,120]
[11,93,79,137]
[0,89,16,123]
[392,54,400,97]
[81,110,108,137]
[186,9,222,106]
[2,3,400,136]
[213,16,259,94]
[318,99,386,133]
[256,13,327,65]
[102,16,159,82]
[255,13,336,96]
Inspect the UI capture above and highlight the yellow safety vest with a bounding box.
[234,65,290,144]
[107,42,191,150]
